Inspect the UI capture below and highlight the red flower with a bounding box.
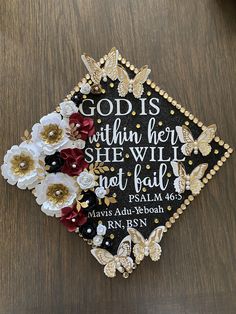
[60,148,88,176]
[69,113,95,141]
[60,205,88,232]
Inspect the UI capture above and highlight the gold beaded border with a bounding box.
[64,50,233,258]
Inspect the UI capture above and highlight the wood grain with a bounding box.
[0,0,236,313]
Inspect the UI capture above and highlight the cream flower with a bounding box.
[31,112,69,155]
[95,186,107,199]
[59,101,78,118]
[80,83,91,95]
[97,223,107,236]
[35,173,77,217]
[1,143,43,189]
[77,171,96,190]
[92,235,103,247]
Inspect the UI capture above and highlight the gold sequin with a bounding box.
[177,208,183,214]
[132,111,136,116]
[97,119,102,124]
[127,172,132,177]
[165,221,172,228]
[136,124,141,129]
[109,83,114,88]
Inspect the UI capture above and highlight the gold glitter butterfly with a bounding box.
[91,235,133,278]
[81,47,118,84]
[171,161,208,195]
[117,65,151,99]
[176,124,217,156]
[127,226,165,264]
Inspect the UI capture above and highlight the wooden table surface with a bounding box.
[0,1,236,313]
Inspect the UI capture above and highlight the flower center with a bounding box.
[46,184,69,204]
[40,124,63,144]
[11,153,35,176]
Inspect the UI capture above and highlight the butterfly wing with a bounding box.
[176,125,194,156]
[127,227,145,244]
[81,54,102,84]
[104,260,117,278]
[91,248,114,265]
[133,66,151,98]
[117,235,131,257]
[91,248,116,278]
[133,243,145,263]
[148,226,165,244]
[149,243,162,262]
[104,47,118,81]
[189,163,208,195]
[197,124,217,156]
[147,226,164,261]
[119,256,133,273]
[117,65,129,97]
[171,161,186,193]
[127,228,145,263]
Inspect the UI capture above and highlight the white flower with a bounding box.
[77,171,96,190]
[31,112,69,155]
[97,224,107,236]
[1,143,43,190]
[59,101,78,118]
[34,173,77,217]
[80,83,91,95]
[93,235,103,247]
[95,186,107,199]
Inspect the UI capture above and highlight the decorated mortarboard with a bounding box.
[1,47,233,278]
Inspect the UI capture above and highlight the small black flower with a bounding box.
[45,152,65,173]
[80,219,97,239]
[71,92,83,106]
[101,236,114,250]
[79,191,98,213]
